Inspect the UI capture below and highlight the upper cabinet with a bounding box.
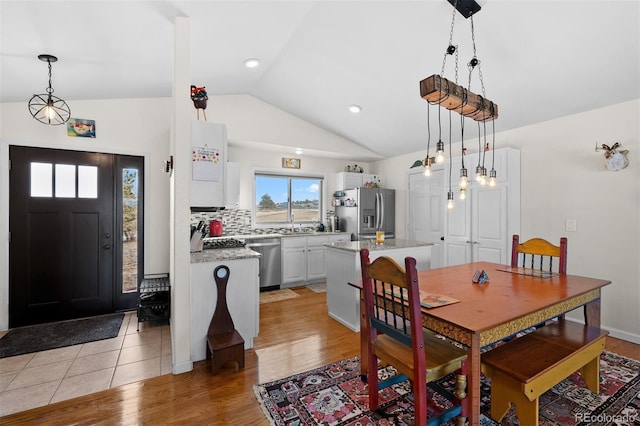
[336,172,380,190]
[190,121,227,208]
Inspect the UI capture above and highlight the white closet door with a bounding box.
[407,168,444,268]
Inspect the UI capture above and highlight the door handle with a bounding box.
[440,236,445,241]
[103,244,111,250]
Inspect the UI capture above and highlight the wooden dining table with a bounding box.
[351,261,611,426]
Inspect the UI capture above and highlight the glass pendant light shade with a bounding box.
[28,54,70,126]
[435,140,445,164]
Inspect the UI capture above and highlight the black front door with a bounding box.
[9,146,119,327]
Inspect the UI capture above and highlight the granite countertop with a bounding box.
[325,239,434,252]
[190,247,261,263]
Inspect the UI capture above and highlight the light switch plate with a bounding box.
[565,219,577,232]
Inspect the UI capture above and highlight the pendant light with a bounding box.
[28,54,71,125]
[420,0,499,209]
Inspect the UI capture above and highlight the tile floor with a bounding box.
[0,312,171,417]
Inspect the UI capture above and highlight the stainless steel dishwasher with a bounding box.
[245,237,282,291]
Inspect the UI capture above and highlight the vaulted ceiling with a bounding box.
[1,1,638,158]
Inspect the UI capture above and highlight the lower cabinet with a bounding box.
[281,234,349,287]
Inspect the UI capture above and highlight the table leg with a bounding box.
[584,298,601,328]
[467,334,481,426]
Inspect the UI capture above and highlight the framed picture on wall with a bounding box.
[282,157,301,169]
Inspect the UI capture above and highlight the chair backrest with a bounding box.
[511,235,568,273]
[359,249,425,371]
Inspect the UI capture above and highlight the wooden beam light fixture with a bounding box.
[420,0,499,207]
[420,74,498,122]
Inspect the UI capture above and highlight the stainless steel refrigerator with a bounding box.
[335,187,395,240]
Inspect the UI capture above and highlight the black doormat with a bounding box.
[0,313,125,358]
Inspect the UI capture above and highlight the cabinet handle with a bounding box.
[465,240,471,244]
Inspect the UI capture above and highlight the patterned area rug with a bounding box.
[260,288,300,304]
[254,352,640,425]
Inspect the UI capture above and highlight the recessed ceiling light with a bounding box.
[348,104,362,114]
[295,148,303,155]
[244,58,260,68]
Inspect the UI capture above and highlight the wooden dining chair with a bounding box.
[511,234,567,274]
[511,234,568,324]
[359,248,468,425]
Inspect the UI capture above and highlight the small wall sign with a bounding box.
[282,157,301,169]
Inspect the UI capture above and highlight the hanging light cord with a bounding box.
[448,110,453,191]
[491,117,496,171]
[425,102,431,159]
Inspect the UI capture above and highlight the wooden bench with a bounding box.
[481,321,608,426]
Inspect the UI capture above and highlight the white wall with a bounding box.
[374,99,640,343]
[0,98,172,330]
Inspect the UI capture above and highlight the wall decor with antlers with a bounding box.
[595,141,630,171]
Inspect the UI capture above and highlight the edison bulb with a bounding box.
[435,141,445,165]
[45,105,57,120]
[447,198,454,209]
[459,188,466,200]
[489,176,496,187]
[423,165,431,177]
[460,176,468,189]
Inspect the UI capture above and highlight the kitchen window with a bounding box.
[254,173,323,226]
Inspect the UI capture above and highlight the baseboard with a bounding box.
[563,317,640,345]
[328,312,359,332]
[172,360,194,375]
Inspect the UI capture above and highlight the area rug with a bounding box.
[254,352,640,425]
[260,288,300,304]
[0,313,124,358]
[306,283,327,293]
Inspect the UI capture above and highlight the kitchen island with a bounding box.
[325,239,433,331]
[190,247,260,362]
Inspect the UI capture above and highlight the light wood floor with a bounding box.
[1,286,638,425]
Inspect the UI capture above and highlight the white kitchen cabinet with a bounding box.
[336,172,379,190]
[406,167,445,268]
[444,148,520,266]
[224,161,240,208]
[281,235,334,286]
[281,238,307,285]
[191,120,227,208]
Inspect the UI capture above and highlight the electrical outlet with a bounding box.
[565,219,577,232]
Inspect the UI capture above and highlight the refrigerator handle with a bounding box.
[374,192,379,229]
[379,191,384,229]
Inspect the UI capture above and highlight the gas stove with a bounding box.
[203,238,246,250]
